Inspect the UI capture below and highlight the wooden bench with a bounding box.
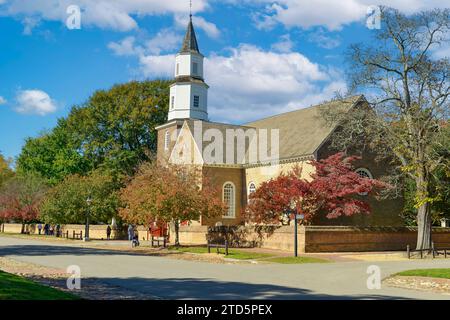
[73,230,83,240]
[207,240,229,255]
[407,243,450,259]
[151,236,168,248]
[59,230,69,239]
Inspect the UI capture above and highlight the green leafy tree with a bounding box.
[65,80,171,175]
[0,153,14,188]
[40,170,120,225]
[16,119,91,185]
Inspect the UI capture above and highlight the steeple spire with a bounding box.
[180,1,200,54]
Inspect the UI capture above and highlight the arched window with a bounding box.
[355,168,373,196]
[164,131,170,151]
[248,182,256,195]
[223,182,235,218]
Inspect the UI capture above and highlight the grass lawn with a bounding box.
[396,268,450,280]
[0,270,80,300]
[168,246,330,263]
[168,246,274,260]
[265,256,330,264]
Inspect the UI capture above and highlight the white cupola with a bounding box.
[168,16,209,121]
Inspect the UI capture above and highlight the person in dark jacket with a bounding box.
[106,225,112,240]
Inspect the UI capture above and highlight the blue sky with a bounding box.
[0,0,447,161]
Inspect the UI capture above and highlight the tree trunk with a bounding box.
[416,202,432,250]
[174,220,180,247]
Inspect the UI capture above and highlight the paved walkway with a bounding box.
[1,236,449,300]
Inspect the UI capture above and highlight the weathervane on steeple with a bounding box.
[190,0,192,19]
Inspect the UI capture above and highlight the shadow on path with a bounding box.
[0,244,162,257]
[96,277,413,300]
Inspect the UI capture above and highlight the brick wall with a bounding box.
[173,224,450,253]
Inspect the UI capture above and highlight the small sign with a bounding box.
[296,214,305,220]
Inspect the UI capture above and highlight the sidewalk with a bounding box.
[0,233,417,263]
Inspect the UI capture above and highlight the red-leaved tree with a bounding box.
[0,173,48,232]
[119,162,227,245]
[245,153,389,224]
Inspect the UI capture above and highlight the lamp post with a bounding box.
[85,196,92,242]
[290,200,305,257]
[290,200,298,257]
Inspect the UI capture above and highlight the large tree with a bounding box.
[245,153,387,224]
[40,170,120,225]
[119,163,226,245]
[65,80,171,175]
[326,8,449,249]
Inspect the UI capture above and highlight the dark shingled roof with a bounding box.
[180,17,200,54]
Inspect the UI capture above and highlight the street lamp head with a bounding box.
[86,197,92,206]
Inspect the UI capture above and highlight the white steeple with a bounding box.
[168,15,209,121]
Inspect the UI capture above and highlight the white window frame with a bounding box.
[222,182,236,218]
[355,168,373,196]
[164,130,170,151]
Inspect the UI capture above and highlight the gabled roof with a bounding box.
[168,95,366,167]
[179,17,200,54]
[244,95,365,160]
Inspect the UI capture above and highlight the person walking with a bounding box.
[44,224,49,236]
[106,225,112,240]
[37,223,42,235]
[128,224,134,241]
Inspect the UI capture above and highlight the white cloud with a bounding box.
[139,54,175,78]
[15,90,57,115]
[0,96,6,105]
[432,42,450,59]
[145,29,182,55]
[205,45,345,122]
[108,36,143,56]
[174,14,221,39]
[0,0,209,32]
[308,28,341,49]
[245,0,450,31]
[271,34,294,53]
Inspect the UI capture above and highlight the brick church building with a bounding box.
[156,17,403,228]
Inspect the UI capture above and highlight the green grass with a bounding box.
[168,246,274,260]
[265,256,331,264]
[167,246,330,263]
[396,268,450,280]
[0,270,80,300]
